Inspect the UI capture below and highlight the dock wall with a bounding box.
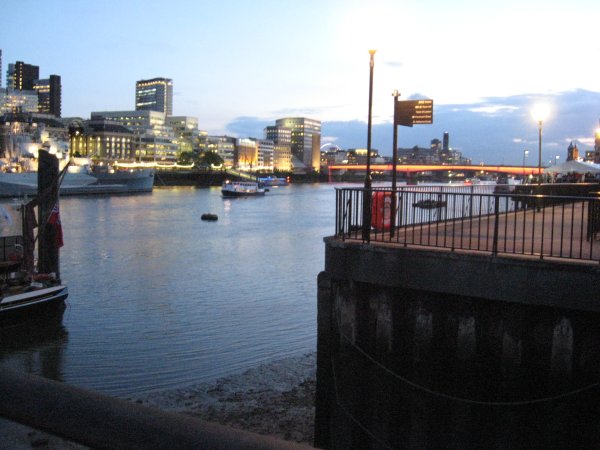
[315,238,600,449]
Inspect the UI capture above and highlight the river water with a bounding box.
[0,183,338,397]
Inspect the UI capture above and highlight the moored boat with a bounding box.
[0,163,154,198]
[221,180,267,197]
[1,151,69,326]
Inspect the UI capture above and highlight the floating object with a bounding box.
[413,199,447,209]
[201,213,218,221]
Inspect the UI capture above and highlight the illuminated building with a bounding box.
[91,110,177,161]
[235,138,258,170]
[33,75,61,117]
[68,119,134,160]
[264,125,291,171]
[275,117,321,172]
[7,61,39,91]
[594,126,600,164]
[135,78,173,115]
[0,88,38,114]
[166,116,199,153]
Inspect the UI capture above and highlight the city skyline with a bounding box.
[2,0,599,164]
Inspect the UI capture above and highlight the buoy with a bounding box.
[201,213,218,221]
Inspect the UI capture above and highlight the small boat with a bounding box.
[257,176,289,187]
[413,199,447,209]
[1,151,69,326]
[201,213,218,221]
[221,180,267,197]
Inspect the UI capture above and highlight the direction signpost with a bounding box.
[390,98,434,235]
[394,99,433,127]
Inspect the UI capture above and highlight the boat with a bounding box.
[221,180,267,197]
[0,162,154,198]
[413,199,447,209]
[201,213,218,221]
[257,176,289,187]
[1,203,67,326]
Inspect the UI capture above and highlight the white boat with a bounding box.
[0,163,155,198]
[221,180,267,197]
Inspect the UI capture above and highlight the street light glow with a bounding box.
[531,103,550,123]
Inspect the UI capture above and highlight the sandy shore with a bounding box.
[0,352,317,448]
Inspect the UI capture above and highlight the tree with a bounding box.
[200,151,224,167]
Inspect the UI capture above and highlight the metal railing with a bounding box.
[335,185,600,263]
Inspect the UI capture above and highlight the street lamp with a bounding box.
[531,103,550,184]
[523,149,529,178]
[364,49,376,190]
[362,49,376,242]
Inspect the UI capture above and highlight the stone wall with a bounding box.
[315,240,600,449]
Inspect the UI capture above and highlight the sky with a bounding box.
[2,0,599,165]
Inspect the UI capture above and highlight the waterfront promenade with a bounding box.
[337,185,600,264]
[317,184,600,449]
[367,199,600,263]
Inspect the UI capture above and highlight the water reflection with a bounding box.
[0,305,68,380]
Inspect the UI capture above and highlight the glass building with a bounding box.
[135,78,173,116]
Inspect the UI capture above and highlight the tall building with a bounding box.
[594,124,600,164]
[265,125,292,171]
[34,75,61,117]
[274,117,321,172]
[135,78,173,115]
[0,49,3,88]
[7,61,39,91]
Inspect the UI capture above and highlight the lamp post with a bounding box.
[531,104,549,184]
[364,49,376,190]
[523,149,529,178]
[362,49,376,242]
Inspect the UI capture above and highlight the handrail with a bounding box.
[334,185,600,263]
[0,368,313,450]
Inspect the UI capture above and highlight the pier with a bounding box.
[316,184,600,449]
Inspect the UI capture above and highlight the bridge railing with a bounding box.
[335,185,600,263]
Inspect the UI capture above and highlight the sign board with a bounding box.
[394,99,433,127]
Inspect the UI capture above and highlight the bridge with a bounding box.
[327,164,542,176]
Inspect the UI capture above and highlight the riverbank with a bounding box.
[132,352,316,445]
[0,352,317,448]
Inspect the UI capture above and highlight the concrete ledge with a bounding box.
[324,236,600,312]
[0,368,313,450]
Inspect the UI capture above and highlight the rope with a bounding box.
[334,308,600,407]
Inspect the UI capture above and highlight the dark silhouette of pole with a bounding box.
[537,119,543,184]
[362,49,376,242]
[390,90,400,236]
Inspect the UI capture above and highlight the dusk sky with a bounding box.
[2,0,599,164]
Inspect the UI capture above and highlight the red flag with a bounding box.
[48,203,64,248]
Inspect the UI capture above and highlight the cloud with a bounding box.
[225,90,600,165]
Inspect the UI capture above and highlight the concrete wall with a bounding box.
[315,238,600,449]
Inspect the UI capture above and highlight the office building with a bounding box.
[135,78,173,115]
[91,110,177,161]
[0,88,38,114]
[68,118,134,160]
[265,125,292,171]
[275,117,321,172]
[34,75,62,117]
[166,116,199,153]
[7,61,39,91]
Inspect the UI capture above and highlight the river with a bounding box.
[0,183,338,397]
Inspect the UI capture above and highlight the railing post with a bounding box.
[362,188,371,243]
[492,194,500,256]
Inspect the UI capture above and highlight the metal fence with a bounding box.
[335,185,600,263]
